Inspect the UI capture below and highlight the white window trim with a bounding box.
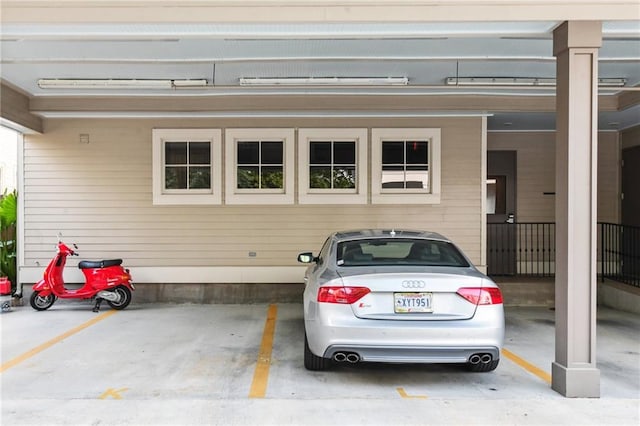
[298,128,368,205]
[225,128,295,205]
[152,128,222,205]
[371,128,441,204]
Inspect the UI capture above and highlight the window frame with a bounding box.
[298,128,368,204]
[152,129,222,205]
[371,128,441,204]
[225,128,295,205]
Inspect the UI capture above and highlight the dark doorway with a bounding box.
[487,151,517,275]
[621,146,640,281]
[622,146,640,227]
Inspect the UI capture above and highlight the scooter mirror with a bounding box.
[57,232,63,243]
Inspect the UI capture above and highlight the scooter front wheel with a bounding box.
[106,285,132,310]
[30,291,56,311]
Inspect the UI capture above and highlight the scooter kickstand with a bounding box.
[93,298,103,313]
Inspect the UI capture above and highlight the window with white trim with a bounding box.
[225,128,295,204]
[371,128,441,204]
[298,128,368,204]
[152,129,222,205]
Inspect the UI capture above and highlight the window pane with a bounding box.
[406,141,428,164]
[310,166,331,188]
[381,165,405,188]
[310,141,331,164]
[189,142,210,165]
[333,166,356,189]
[261,141,283,165]
[487,176,506,214]
[189,167,211,189]
[237,166,259,188]
[165,166,187,189]
[382,141,404,164]
[237,141,259,164]
[338,239,469,267]
[406,165,429,189]
[261,166,284,189]
[166,142,187,165]
[334,141,355,164]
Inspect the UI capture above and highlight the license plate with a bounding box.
[394,292,433,313]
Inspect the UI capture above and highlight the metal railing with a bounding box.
[487,223,555,277]
[600,223,640,287]
[487,222,640,288]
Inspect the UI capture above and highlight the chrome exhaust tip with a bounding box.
[469,354,482,365]
[480,354,492,364]
[333,352,347,362]
[346,353,360,363]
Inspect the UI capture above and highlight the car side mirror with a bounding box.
[297,252,316,264]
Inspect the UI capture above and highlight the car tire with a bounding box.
[304,333,328,371]
[467,358,499,372]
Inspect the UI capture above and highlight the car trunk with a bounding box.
[338,269,484,321]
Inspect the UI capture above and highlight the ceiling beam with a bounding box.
[618,89,640,111]
[27,93,621,116]
[0,81,43,133]
[2,1,638,24]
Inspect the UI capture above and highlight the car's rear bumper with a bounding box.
[323,344,500,363]
[305,303,504,364]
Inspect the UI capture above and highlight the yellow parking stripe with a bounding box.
[502,348,552,384]
[249,304,278,398]
[0,310,118,374]
[397,387,428,399]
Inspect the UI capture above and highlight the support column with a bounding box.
[552,21,601,398]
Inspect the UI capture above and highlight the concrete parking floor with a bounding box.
[1,301,638,425]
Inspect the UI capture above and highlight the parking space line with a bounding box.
[249,304,278,398]
[0,310,118,374]
[502,348,552,384]
[397,387,428,399]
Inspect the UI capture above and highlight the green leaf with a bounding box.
[0,190,17,228]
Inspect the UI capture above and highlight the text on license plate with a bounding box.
[394,292,433,313]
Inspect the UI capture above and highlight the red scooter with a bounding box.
[30,237,134,312]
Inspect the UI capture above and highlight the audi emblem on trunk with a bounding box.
[402,280,426,288]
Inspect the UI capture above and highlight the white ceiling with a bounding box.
[1,20,639,130]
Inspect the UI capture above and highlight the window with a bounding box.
[237,140,284,190]
[486,176,507,215]
[165,141,211,190]
[152,129,222,205]
[337,239,469,267]
[225,129,295,204]
[371,128,441,204]
[381,140,429,190]
[298,128,368,204]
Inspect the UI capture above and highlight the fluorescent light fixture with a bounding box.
[37,78,208,89]
[171,79,208,87]
[38,79,173,89]
[239,77,409,86]
[445,77,626,87]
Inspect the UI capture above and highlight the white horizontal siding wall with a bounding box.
[21,117,484,284]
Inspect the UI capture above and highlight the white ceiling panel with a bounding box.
[1,20,638,130]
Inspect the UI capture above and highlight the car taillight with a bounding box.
[317,286,371,304]
[457,287,503,305]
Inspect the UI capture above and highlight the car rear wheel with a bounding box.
[467,358,499,372]
[304,333,328,371]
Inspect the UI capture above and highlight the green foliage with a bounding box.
[261,169,283,189]
[0,190,17,294]
[237,168,283,189]
[310,167,355,189]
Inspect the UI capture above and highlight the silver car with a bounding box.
[297,229,504,372]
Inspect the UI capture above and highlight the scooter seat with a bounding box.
[78,259,123,269]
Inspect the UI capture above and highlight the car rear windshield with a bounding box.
[336,238,470,267]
